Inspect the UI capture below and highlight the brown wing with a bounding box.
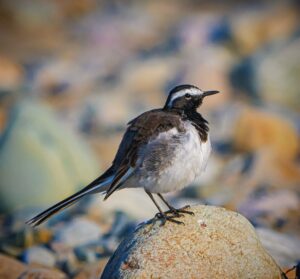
[104,109,184,199]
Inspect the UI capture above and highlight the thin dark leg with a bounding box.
[145,190,184,226]
[157,193,194,216]
[145,190,164,215]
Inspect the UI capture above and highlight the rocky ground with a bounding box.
[0,1,299,278]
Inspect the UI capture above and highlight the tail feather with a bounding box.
[26,176,113,227]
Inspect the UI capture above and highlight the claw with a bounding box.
[153,204,194,226]
[179,209,194,216]
[165,205,194,216]
[165,210,183,217]
[155,212,163,219]
[154,212,185,226]
[159,215,185,226]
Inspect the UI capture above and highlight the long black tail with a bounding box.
[26,175,112,227]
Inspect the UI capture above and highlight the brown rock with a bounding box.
[101,205,284,279]
[74,258,109,279]
[19,267,66,279]
[0,254,27,279]
[232,107,300,190]
[234,107,299,161]
[231,4,299,55]
[0,56,23,90]
[282,267,296,279]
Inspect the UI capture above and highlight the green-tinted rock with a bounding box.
[257,38,300,111]
[0,101,99,213]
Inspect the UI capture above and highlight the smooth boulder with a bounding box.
[0,101,99,213]
[101,205,284,279]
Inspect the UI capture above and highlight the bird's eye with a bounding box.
[185,93,192,99]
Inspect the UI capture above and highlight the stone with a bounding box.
[121,57,177,105]
[0,101,100,213]
[0,56,23,91]
[238,189,300,232]
[256,228,300,268]
[88,134,124,170]
[230,107,300,201]
[181,47,234,110]
[0,107,7,134]
[257,36,300,111]
[101,205,283,279]
[0,229,34,256]
[74,246,97,262]
[19,267,66,279]
[283,267,297,279]
[74,258,108,279]
[54,217,102,247]
[22,246,56,267]
[0,254,27,279]
[233,107,299,161]
[0,214,53,254]
[89,189,158,221]
[230,4,298,55]
[52,244,79,276]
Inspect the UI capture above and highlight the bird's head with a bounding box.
[164,84,219,111]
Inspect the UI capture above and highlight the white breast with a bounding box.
[142,122,211,193]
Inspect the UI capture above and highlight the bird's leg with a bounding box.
[145,190,184,226]
[157,193,194,216]
[156,193,181,217]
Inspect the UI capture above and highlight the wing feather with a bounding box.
[103,109,184,199]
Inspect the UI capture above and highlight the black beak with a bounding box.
[202,90,220,97]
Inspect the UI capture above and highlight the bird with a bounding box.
[26,84,219,227]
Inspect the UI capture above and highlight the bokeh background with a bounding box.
[0,0,299,278]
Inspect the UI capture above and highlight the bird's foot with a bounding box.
[165,205,195,217]
[155,212,184,226]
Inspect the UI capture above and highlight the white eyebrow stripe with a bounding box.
[168,88,203,107]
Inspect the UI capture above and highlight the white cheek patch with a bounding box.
[168,88,203,107]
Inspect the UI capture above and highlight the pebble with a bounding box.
[54,217,102,247]
[257,228,300,268]
[93,189,158,221]
[233,106,299,161]
[22,246,56,267]
[74,258,109,279]
[19,267,67,279]
[0,254,27,279]
[257,36,300,111]
[0,56,23,91]
[74,245,98,262]
[55,250,79,276]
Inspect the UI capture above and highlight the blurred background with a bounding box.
[0,0,299,278]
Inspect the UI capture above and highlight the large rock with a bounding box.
[54,217,102,247]
[89,189,158,221]
[257,37,300,111]
[256,228,300,268]
[0,254,27,279]
[0,101,100,213]
[19,267,66,279]
[233,107,298,161]
[74,258,108,279]
[101,205,283,279]
[22,246,56,267]
[0,254,67,279]
[232,106,300,190]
